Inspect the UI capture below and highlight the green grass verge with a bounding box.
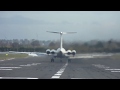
[0,53,28,60]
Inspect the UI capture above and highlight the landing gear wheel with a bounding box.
[51,58,54,62]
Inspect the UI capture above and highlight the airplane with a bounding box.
[46,31,77,62]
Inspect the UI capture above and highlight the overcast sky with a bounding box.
[0,11,120,42]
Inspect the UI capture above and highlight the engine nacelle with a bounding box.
[46,49,50,55]
[67,50,72,55]
[50,49,56,54]
[72,50,76,56]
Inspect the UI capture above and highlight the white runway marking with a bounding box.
[51,62,68,79]
[105,69,120,70]
[0,67,21,70]
[0,60,4,61]
[51,76,60,78]
[20,65,31,66]
[31,63,37,65]
[0,77,38,79]
[92,64,110,69]
[27,78,38,79]
[20,63,41,67]
[111,71,120,72]
[71,78,92,79]
[70,56,94,59]
[54,73,62,75]
[93,64,120,73]
[7,58,15,60]
[0,67,21,68]
[105,68,120,72]
[0,69,12,70]
[57,71,64,74]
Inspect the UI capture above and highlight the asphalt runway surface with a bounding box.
[0,54,120,79]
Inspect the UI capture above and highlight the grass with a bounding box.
[0,53,28,60]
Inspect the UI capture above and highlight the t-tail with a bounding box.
[46,31,77,49]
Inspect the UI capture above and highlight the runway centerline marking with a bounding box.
[51,62,68,79]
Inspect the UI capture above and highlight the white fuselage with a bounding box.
[55,48,67,58]
[55,32,66,58]
[46,31,76,58]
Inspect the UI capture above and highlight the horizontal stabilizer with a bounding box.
[46,31,60,34]
[63,32,77,34]
[46,31,77,34]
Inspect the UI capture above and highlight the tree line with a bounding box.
[0,39,120,53]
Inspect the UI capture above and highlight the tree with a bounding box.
[96,41,103,48]
[31,40,40,47]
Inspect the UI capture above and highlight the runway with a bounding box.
[0,54,120,79]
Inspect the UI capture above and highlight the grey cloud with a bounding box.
[0,15,48,25]
[60,21,72,25]
[92,21,101,25]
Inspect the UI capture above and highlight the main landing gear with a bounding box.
[51,58,63,62]
[51,58,54,62]
[50,58,71,63]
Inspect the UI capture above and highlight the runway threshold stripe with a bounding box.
[51,76,60,78]
[57,71,64,74]
[51,62,68,79]
[54,73,62,75]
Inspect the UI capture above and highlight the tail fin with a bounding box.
[46,31,76,49]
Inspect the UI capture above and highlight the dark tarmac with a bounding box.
[0,54,120,79]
